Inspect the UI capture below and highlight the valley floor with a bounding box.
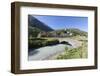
[28,36,87,60]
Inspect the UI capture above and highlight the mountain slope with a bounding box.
[28,15,54,32]
[49,28,88,37]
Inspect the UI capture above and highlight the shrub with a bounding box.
[28,39,43,49]
[28,38,59,49]
[46,39,59,46]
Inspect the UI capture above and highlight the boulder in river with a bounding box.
[60,41,72,46]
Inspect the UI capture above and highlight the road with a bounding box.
[28,38,82,60]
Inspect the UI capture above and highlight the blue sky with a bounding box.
[33,15,88,32]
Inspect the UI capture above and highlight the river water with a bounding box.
[28,44,71,60]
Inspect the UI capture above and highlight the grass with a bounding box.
[56,41,88,59]
[28,37,59,49]
[71,35,87,41]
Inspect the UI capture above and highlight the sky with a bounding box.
[33,15,88,32]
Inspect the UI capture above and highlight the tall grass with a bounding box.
[56,41,87,59]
